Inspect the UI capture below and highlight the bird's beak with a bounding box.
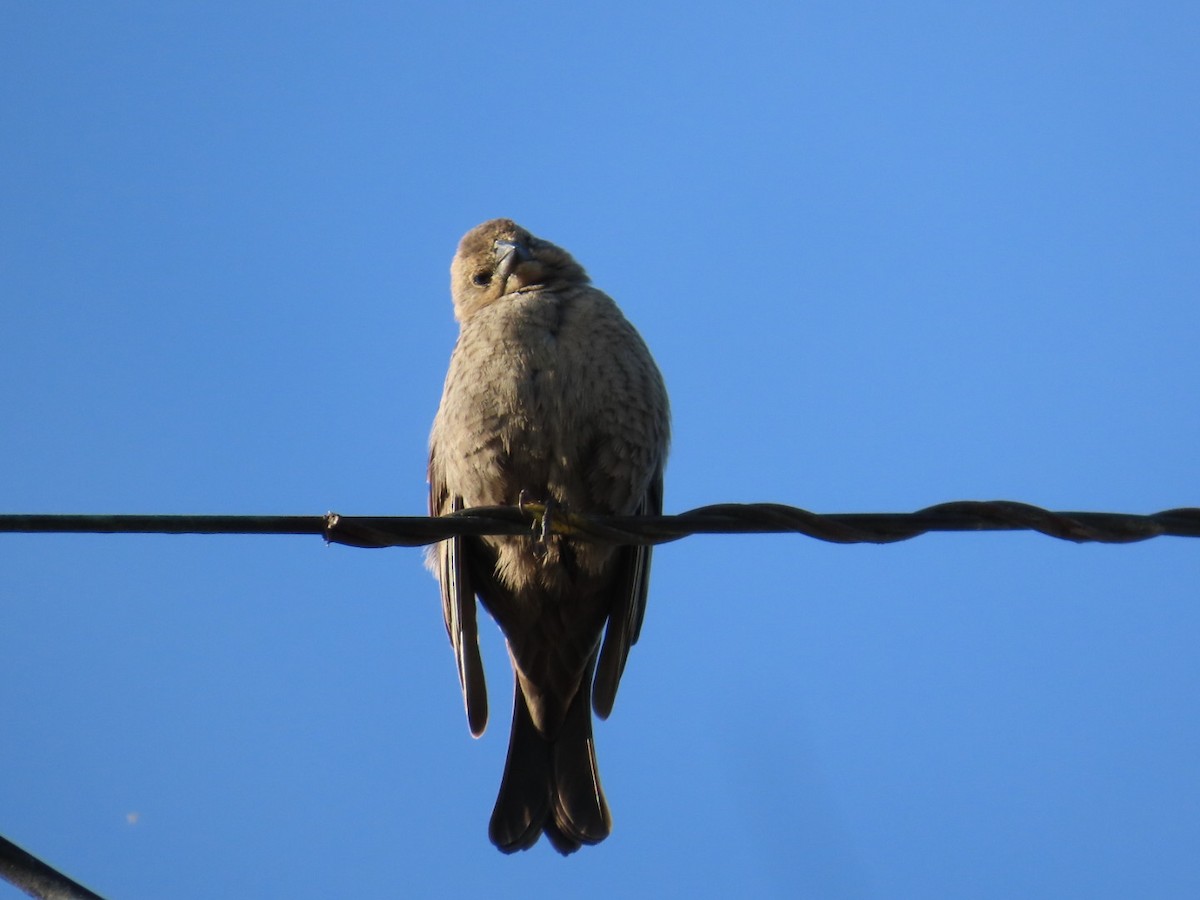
[494,239,533,281]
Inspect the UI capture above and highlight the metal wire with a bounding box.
[0,834,107,900]
[2,501,1197,548]
[1,499,1195,896]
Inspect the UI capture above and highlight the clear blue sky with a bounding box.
[3,3,1198,898]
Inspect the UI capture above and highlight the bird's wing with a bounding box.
[591,464,663,719]
[430,468,489,737]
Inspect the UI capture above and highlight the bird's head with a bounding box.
[449,219,589,320]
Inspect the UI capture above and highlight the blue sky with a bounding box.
[3,3,1198,897]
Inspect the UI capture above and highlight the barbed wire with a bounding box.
[2,501,1198,548]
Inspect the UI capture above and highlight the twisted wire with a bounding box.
[2,501,1196,548]
[1,500,1195,897]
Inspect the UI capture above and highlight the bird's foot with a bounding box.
[517,492,557,559]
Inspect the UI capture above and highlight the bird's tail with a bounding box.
[489,669,612,854]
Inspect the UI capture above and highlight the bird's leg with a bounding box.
[538,499,557,545]
[517,491,556,560]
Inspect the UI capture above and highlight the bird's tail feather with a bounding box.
[551,668,611,849]
[489,671,611,854]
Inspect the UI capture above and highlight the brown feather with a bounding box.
[427,219,669,853]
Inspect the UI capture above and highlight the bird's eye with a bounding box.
[472,270,493,286]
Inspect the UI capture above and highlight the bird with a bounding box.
[428,218,670,854]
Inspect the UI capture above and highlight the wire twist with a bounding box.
[325,501,1199,548]
[4,502,1195,546]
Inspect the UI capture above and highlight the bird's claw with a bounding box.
[517,491,556,558]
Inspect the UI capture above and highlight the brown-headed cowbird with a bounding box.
[428,218,670,854]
